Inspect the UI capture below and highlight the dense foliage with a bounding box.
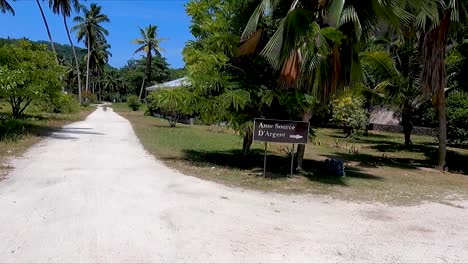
[446,92,468,145]
[146,89,195,127]
[0,38,87,63]
[0,41,63,117]
[331,96,369,138]
[127,95,141,111]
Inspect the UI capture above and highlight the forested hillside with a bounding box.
[0,37,86,62]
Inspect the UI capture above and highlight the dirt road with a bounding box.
[0,107,466,263]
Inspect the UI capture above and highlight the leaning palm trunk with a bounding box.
[139,51,152,100]
[86,34,91,94]
[64,15,83,104]
[138,77,146,100]
[36,0,58,64]
[421,12,451,170]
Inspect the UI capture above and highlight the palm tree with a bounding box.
[102,69,123,101]
[85,40,111,99]
[362,34,429,146]
[240,0,414,170]
[418,0,468,169]
[0,0,15,15]
[34,0,59,64]
[72,3,110,94]
[133,24,165,100]
[49,0,83,103]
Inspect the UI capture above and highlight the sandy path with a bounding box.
[0,107,466,263]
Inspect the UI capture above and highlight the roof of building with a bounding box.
[145,77,190,91]
[370,106,400,125]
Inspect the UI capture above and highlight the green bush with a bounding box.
[145,93,159,116]
[146,89,195,127]
[332,96,369,138]
[0,119,25,141]
[82,91,97,106]
[127,95,141,111]
[45,93,80,114]
[447,92,468,145]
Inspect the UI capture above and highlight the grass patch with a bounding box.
[115,105,468,205]
[0,102,95,178]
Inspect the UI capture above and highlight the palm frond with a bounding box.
[361,50,400,82]
[241,0,272,40]
[339,6,362,39]
[0,0,15,15]
[238,29,263,56]
[326,0,345,27]
[261,8,313,69]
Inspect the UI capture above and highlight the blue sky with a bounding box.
[0,0,192,68]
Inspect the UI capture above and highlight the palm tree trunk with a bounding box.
[64,15,83,104]
[35,0,58,64]
[421,12,451,170]
[139,50,152,100]
[401,105,413,146]
[436,88,447,169]
[86,34,91,94]
[138,77,146,100]
[296,109,312,171]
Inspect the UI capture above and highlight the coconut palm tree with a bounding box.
[133,24,165,99]
[0,0,15,15]
[85,40,111,98]
[418,0,468,169]
[34,0,59,64]
[362,34,429,146]
[72,3,110,94]
[48,0,83,103]
[240,0,412,170]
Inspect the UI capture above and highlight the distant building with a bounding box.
[145,77,190,92]
[370,106,399,125]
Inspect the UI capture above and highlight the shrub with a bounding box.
[447,92,468,145]
[0,119,25,141]
[127,95,141,111]
[82,91,97,106]
[332,96,369,138]
[146,89,195,127]
[44,93,80,114]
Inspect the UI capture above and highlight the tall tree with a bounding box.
[72,3,110,94]
[362,36,428,146]
[1,0,15,15]
[185,0,277,157]
[35,0,58,64]
[85,40,111,98]
[49,0,83,103]
[240,0,409,170]
[418,0,467,169]
[133,24,165,100]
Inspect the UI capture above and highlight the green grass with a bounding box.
[111,102,146,113]
[114,106,468,205]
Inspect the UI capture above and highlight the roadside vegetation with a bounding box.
[114,0,468,204]
[115,104,468,205]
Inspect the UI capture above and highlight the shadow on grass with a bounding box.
[329,131,393,141]
[329,141,468,175]
[162,149,383,186]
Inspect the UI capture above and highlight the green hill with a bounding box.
[0,37,87,63]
